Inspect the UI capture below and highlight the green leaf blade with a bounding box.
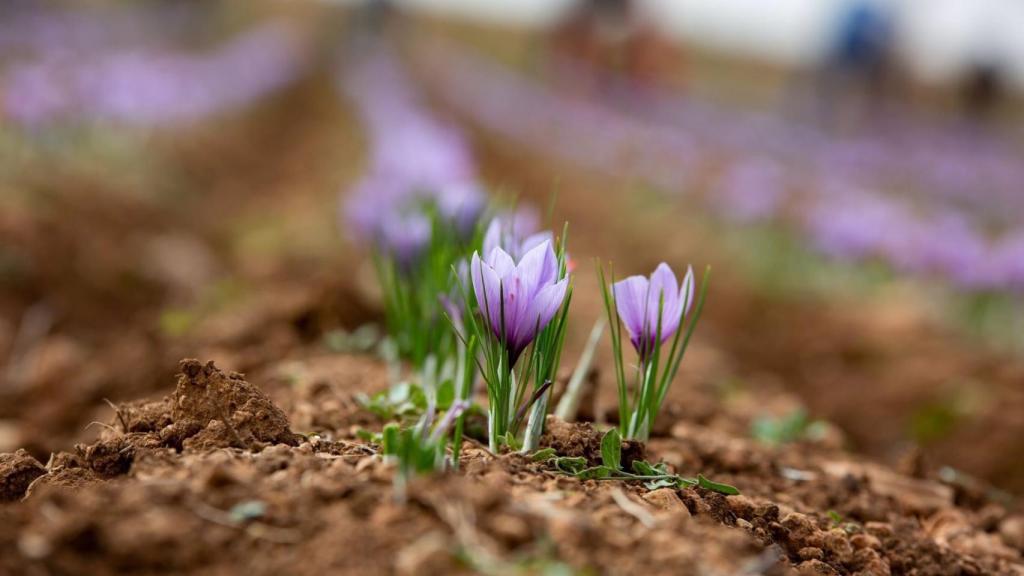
[600,428,622,471]
[696,474,740,495]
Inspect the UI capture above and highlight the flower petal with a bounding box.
[471,251,502,335]
[487,246,516,278]
[516,277,569,353]
[613,275,649,342]
[521,231,554,257]
[515,240,556,299]
[680,265,695,318]
[647,263,680,341]
[482,218,503,259]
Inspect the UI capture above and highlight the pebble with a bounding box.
[798,546,824,561]
[822,528,854,562]
[781,512,816,537]
[726,494,755,517]
[865,521,893,538]
[489,512,532,544]
[641,488,691,516]
[999,516,1024,551]
[850,532,882,551]
[18,533,51,560]
[797,559,839,575]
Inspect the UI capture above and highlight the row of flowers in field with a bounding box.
[2,10,308,128]
[338,47,722,494]
[0,4,195,56]
[415,39,1024,293]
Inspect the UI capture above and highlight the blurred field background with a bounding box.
[2,0,1024,495]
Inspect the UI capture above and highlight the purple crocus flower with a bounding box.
[439,259,471,336]
[613,263,694,361]
[434,181,486,236]
[377,213,432,270]
[482,209,553,261]
[470,241,569,364]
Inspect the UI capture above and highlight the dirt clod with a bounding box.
[0,450,47,501]
[167,359,301,451]
[540,415,646,468]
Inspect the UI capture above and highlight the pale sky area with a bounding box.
[337,0,1024,90]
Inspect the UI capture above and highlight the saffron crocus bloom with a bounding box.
[613,263,694,361]
[482,210,552,261]
[471,241,568,364]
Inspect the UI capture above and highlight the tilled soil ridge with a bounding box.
[1,355,1022,575]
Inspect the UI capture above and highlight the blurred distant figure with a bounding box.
[549,0,681,93]
[345,0,398,51]
[962,62,1003,121]
[819,0,895,128]
[956,2,1010,125]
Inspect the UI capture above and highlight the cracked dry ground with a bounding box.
[2,66,1024,575]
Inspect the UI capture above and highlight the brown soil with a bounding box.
[3,352,1022,574]
[2,19,1024,575]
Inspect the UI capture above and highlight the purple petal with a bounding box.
[471,252,502,333]
[520,277,569,349]
[514,240,556,298]
[647,263,680,341]
[521,231,554,256]
[486,247,516,278]
[613,275,649,342]
[482,219,503,259]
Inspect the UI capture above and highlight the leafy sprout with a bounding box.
[535,430,739,496]
[751,408,829,446]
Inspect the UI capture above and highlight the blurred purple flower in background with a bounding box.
[471,241,568,363]
[482,209,553,261]
[714,158,786,222]
[436,181,487,236]
[613,263,694,362]
[417,38,1024,295]
[378,213,433,270]
[3,22,307,127]
[0,4,195,56]
[341,47,485,262]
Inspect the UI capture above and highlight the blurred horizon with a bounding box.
[332,0,1024,92]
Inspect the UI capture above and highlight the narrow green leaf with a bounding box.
[502,433,521,451]
[697,474,740,495]
[631,460,659,476]
[576,466,613,480]
[531,448,557,462]
[436,379,455,409]
[600,428,622,471]
[553,456,588,474]
[382,423,400,457]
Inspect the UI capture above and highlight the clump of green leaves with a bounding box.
[535,429,739,495]
[598,263,710,441]
[359,379,455,423]
[751,408,828,446]
[323,324,381,354]
[380,400,470,497]
[373,209,478,372]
